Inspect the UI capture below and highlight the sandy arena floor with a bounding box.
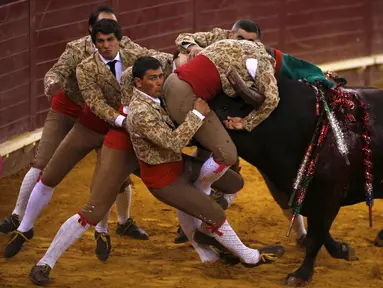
[0,150,382,288]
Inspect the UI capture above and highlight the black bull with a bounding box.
[207,77,383,285]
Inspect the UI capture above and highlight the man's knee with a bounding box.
[232,173,244,192]
[41,169,60,188]
[215,144,238,166]
[79,202,109,225]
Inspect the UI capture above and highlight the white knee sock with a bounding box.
[194,156,229,195]
[282,209,307,239]
[177,210,219,263]
[95,209,110,234]
[12,167,41,219]
[18,180,54,232]
[116,184,132,224]
[200,220,260,264]
[37,214,90,269]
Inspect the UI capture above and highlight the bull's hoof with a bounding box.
[285,267,313,287]
[328,242,359,261]
[374,230,383,247]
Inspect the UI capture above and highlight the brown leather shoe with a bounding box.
[3,228,33,258]
[0,214,20,234]
[30,264,51,286]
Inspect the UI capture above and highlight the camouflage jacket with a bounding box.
[200,39,279,131]
[127,88,203,165]
[45,35,172,107]
[175,27,229,53]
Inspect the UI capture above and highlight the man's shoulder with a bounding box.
[76,53,98,73]
[119,36,135,49]
[67,35,90,49]
[210,27,230,35]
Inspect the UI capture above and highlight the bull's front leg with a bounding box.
[285,205,341,287]
[324,232,359,261]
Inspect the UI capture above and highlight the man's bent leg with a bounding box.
[3,123,103,259]
[31,146,139,284]
[0,110,76,235]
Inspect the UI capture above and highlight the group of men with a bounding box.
[0,3,328,286]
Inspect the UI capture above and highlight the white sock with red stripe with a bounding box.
[116,184,132,224]
[95,209,110,234]
[200,220,260,264]
[18,180,54,232]
[177,210,219,263]
[194,156,229,195]
[37,214,90,268]
[12,167,41,219]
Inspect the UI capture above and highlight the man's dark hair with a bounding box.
[232,19,262,40]
[88,4,115,31]
[133,56,162,79]
[91,19,122,44]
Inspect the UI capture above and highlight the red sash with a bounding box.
[103,105,133,151]
[79,104,111,135]
[175,55,222,101]
[51,90,82,118]
[139,160,184,189]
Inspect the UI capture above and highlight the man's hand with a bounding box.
[194,98,210,117]
[223,116,245,130]
[44,76,61,101]
[187,45,203,61]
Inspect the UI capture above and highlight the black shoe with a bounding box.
[3,229,33,258]
[30,264,51,286]
[173,226,188,244]
[94,231,111,261]
[375,229,383,247]
[210,189,229,210]
[0,214,20,234]
[116,218,149,240]
[194,230,285,268]
[241,245,285,268]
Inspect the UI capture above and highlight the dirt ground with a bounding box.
[0,149,382,288]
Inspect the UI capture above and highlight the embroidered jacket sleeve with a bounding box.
[241,45,279,131]
[45,36,88,88]
[121,67,134,106]
[129,103,203,154]
[202,39,280,131]
[175,28,230,53]
[242,58,279,131]
[76,57,121,126]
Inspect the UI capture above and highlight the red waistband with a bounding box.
[79,104,112,135]
[104,128,133,151]
[139,160,184,189]
[51,90,82,118]
[175,55,222,101]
